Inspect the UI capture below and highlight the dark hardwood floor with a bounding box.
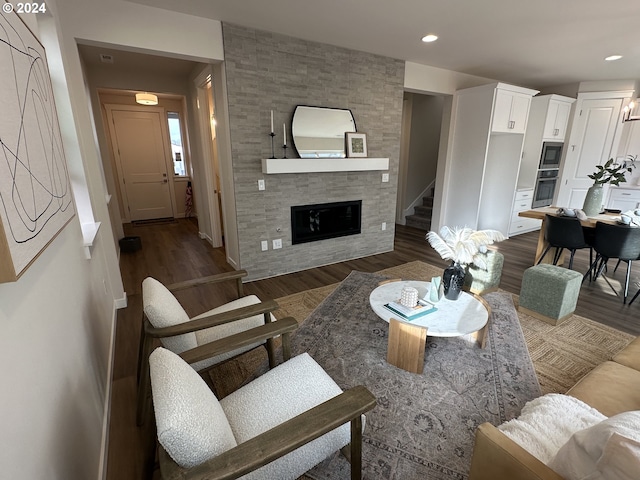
[107,218,640,480]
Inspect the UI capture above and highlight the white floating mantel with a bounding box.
[262,157,389,174]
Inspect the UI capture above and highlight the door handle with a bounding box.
[163,179,168,183]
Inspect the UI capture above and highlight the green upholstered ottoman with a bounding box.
[518,264,582,325]
[464,250,504,295]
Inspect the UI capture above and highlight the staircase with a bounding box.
[405,188,434,231]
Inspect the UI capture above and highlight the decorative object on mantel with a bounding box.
[291,105,356,158]
[346,132,368,158]
[583,157,637,216]
[282,122,288,159]
[426,226,506,300]
[0,9,76,283]
[269,110,276,159]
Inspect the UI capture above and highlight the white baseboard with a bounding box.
[199,231,213,244]
[114,292,127,310]
[98,305,118,480]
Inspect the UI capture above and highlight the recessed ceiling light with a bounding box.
[421,34,438,43]
[605,55,623,61]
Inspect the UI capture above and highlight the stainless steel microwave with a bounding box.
[539,142,563,169]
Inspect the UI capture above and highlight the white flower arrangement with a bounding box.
[426,226,505,269]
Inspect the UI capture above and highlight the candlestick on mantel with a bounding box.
[270,110,274,133]
[269,132,276,159]
[283,123,287,146]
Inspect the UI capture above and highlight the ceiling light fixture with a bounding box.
[135,92,158,105]
[623,101,639,122]
[605,55,623,61]
[421,34,438,43]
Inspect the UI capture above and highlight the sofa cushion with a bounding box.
[548,411,640,480]
[143,277,197,353]
[567,361,640,416]
[150,347,237,468]
[613,337,640,371]
[497,393,605,464]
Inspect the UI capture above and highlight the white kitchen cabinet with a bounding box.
[607,188,640,212]
[509,189,542,235]
[519,95,576,191]
[625,121,640,159]
[542,99,572,141]
[440,82,539,236]
[492,89,532,134]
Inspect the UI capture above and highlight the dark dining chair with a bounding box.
[537,214,592,271]
[583,222,640,304]
[630,284,640,306]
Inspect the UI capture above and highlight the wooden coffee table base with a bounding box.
[387,319,428,374]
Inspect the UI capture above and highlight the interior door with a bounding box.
[109,108,175,221]
[555,98,623,209]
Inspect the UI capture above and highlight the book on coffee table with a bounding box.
[384,298,437,320]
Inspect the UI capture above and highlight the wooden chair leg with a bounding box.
[350,415,363,480]
[235,276,244,298]
[266,338,276,368]
[281,331,292,362]
[264,311,276,368]
[136,330,155,426]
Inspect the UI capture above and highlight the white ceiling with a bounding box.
[124,0,640,90]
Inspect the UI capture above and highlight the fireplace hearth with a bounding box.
[291,200,362,245]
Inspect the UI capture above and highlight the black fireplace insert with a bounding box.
[291,200,362,245]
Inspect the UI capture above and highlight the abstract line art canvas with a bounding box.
[0,9,75,282]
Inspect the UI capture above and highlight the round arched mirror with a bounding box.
[291,106,356,158]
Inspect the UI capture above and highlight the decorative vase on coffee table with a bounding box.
[582,184,603,216]
[443,261,465,300]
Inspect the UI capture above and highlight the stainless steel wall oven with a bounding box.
[532,169,559,208]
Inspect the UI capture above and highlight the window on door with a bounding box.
[167,111,186,176]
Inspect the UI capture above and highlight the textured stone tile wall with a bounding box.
[222,23,405,280]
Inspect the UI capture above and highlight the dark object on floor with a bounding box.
[119,236,142,253]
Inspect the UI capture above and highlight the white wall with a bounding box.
[404,94,444,207]
[0,1,225,480]
[404,61,498,95]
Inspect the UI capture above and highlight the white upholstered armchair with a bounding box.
[150,347,376,480]
[136,270,289,425]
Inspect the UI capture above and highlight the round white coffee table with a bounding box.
[369,280,490,373]
[369,280,490,337]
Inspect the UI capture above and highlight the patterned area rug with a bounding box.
[208,261,635,479]
[270,261,635,396]
[289,270,539,479]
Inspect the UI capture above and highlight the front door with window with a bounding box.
[108,108,175,221]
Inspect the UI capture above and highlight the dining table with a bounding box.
[518,206,624,264]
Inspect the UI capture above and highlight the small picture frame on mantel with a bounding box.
[346,132,368,158]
